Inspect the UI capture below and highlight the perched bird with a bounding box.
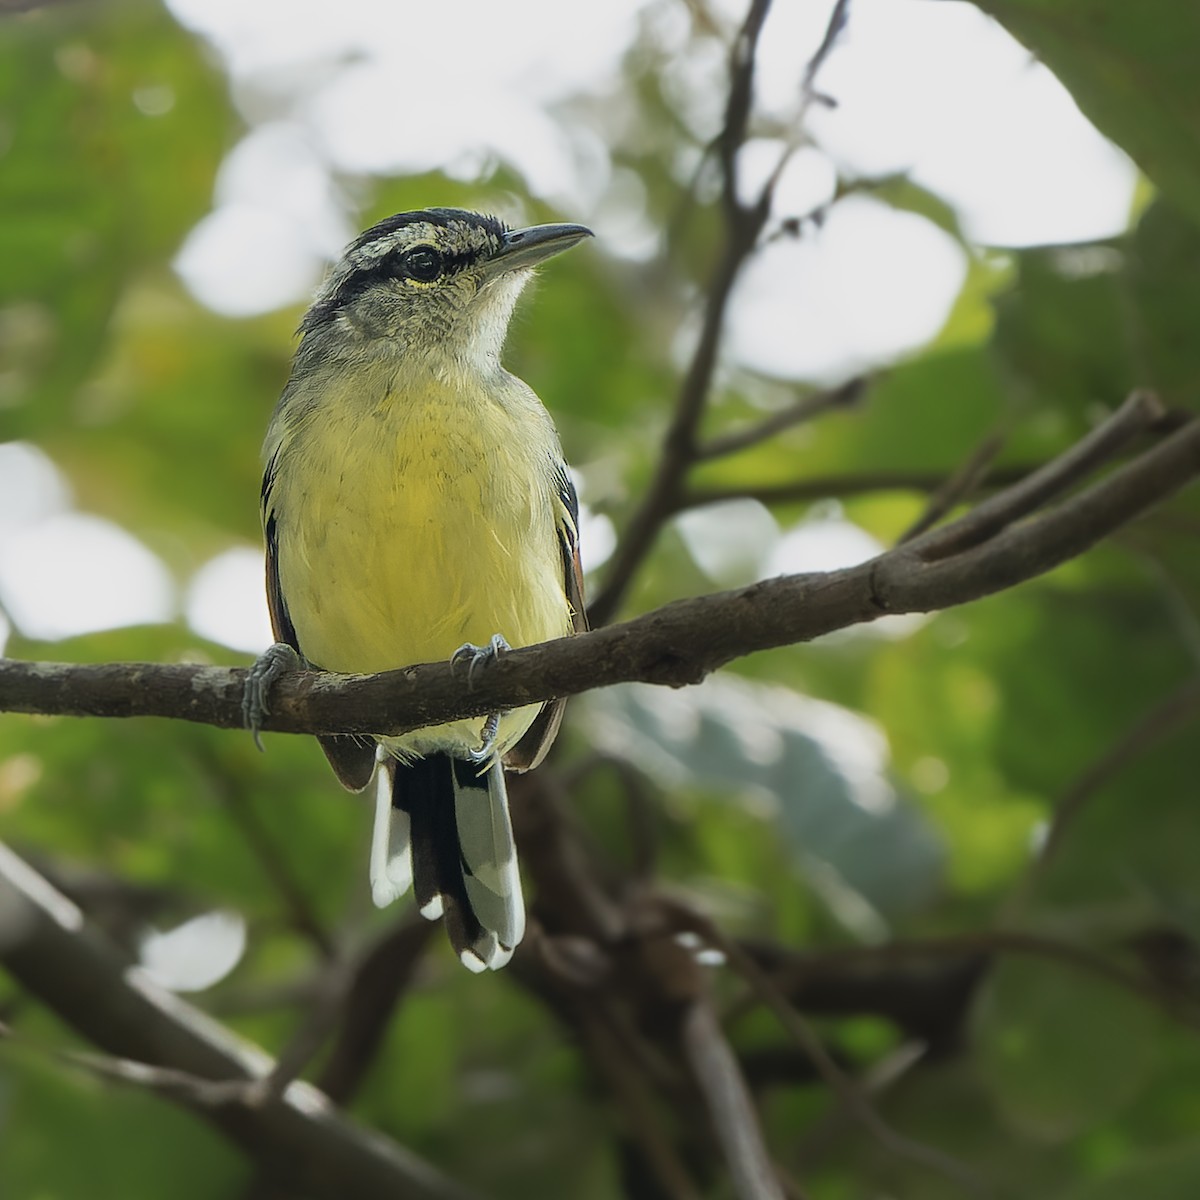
[245,208,590,971]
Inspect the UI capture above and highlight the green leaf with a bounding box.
[581,675,945,931]
[972,0,1200,227]
[994,200,1200,418]
[0,0,227,439]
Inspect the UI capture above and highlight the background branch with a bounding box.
[0,842,477,1200]
[675,464,1036,513]
[694,377,868,462]
[588,0,784,627]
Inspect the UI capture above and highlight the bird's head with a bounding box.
[299,208,591,370]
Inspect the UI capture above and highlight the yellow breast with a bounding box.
[268,364,571,755]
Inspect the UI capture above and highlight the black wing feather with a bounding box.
[506,461,586,773]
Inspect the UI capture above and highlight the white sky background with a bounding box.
[0,0,1140,655]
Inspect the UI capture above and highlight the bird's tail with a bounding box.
[370,749,524,971]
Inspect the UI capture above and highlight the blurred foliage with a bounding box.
[975,0,1200,226]
[1,1,1199,1199]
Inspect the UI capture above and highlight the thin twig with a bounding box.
[246,957,354,1106]
[696,377,868,461]
[695,919,989,1194]
[800,0,852,103]
[204,759,336,959]
[718,0,774,218]
[913,389,1165,561]
[317,915,435,1104]
[896,431,1007,544]
[681,999,788,1200]
[589,0,777,627]
[581,1011,704,1200]
[793,1040,928,1169]
[593,0,855,625]
[1133,551,1200,668]
[61,1050,260,1107]
[675,464,1036,514]
[1028,676,1200,878]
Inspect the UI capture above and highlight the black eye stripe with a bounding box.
[301,220,498,332]
[365,243,479,287]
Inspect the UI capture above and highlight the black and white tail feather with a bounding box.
[370,747,524,972]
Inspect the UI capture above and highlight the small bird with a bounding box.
[245,208,590,971]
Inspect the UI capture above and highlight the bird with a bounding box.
[243,207,591,972]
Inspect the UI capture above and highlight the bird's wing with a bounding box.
[261,451,299,652]
[505,461,587,773]
[262,452,377,792]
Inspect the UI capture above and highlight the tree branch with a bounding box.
[675,464,1036,513]
[591,0,856,623]
[695,919,986,1194]
[1008,674,1200,913]
[681,999,787,1200]
[911,388,1165,559]
[895,431,1007,544]
[1,407,1196,738]
[742,928,1200,1033]
[0,843,479,1200]
[588,0,777,627]
[695,376,868,462]
[317,916,436,1104]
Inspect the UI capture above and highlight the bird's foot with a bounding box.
[451,634,509,763]
[242,642,302,751]
[451,633,510,687]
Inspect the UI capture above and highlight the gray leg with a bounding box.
[242,642,302,750]
[465,710,501,764]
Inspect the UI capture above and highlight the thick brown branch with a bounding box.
[0,844,478,1200]
[1,412,1196,738]
[742,927,1200,1035]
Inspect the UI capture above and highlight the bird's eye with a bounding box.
[403,247,443,282]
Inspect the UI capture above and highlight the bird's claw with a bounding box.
[451,634,509,763]
[451,633,510,687]
[242,642,302,751]
[465,711,501,764]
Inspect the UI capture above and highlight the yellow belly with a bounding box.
[269,370,570,755]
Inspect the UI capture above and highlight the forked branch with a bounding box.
[0,394,1194,740]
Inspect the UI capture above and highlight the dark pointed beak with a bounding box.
[487,222,593,275]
